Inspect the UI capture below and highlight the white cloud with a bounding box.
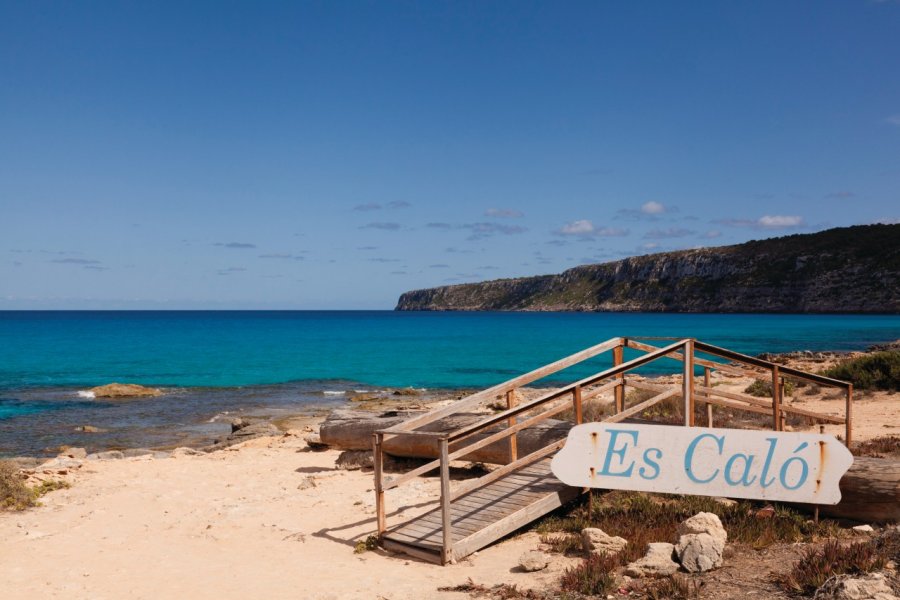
[557,220,628,237]
[559,219,596,235]
[758,215,804,229]
[641,201,666,215]
[886,115,900,126]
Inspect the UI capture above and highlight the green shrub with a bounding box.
[822,351,900,391]
[745,379,796,398]
[0,460,33,510]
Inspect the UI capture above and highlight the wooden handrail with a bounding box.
[379,337,623,434]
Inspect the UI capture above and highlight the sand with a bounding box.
[2,366,897,599]
[0,434,578,600]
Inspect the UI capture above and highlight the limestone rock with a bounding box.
[336,450,373,471]
[75,425,107,433]
[58,447,88,459]
[852,524,875,533]
[676,532,725,573]
[814,572,898,600]
[87,450,124,460]
[624,543,679,577]
[518,551,549,572]
[305,434,329,450]
[677,512,727,543]
[581,528,629,557]
[90,383,162,398]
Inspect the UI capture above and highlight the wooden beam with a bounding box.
[439,438,453,565]
[506,389,518,462]
[374,433,386,534]
[773,365,782,432]
[613,344,625,413]
[381,337,623,434]
[602,387,681,424]
[684,339,695,427]
[846,386,853,448]
[704,367,713,427]
[573,385,583,425]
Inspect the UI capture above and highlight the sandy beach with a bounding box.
[2,355,898,600]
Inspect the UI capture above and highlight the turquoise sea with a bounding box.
[2,311,899,456]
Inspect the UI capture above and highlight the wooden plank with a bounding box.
[684,339,694,427]
[381,539,442,564]
[451,487,581,560]
[439,438,452,564]
[373,433,386,534]
[507,389,518,462]
[613,344,625,413]
[602,388,681,424]
[450,442,565,501]
[626,338,764,380]
[773,365,782,432]
[696,394,774,416]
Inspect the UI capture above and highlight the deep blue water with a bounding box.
[1,311,898,456]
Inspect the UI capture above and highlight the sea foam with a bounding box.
[77,390,96,399]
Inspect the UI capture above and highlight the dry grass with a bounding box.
[0,460,70,511]
[851,435,900,458]
[776,530,900,595]
[533,490,843,597]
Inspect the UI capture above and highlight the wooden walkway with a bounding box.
[381,457,579,564]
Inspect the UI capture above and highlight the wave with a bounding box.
[76,390,96,399]
[323,390,346,396]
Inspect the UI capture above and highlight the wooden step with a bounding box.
[381,457,578,564]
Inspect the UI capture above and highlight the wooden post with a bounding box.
[439,437,453,564]
[683,339,694,427]
[506,389,518,462]
[845,385,853,448]
[373,433,386,535]
[573,385,583,425]
[772,366,782,432]
[613,344,625,413]
[704,367,713,427]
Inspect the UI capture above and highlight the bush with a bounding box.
[1,460,35,510]
[745,379,796,398]
[852,435,900,458]
[822,351,900,391]
[777,530,900,595]
[559,553,618,596]
[0,461,70,511]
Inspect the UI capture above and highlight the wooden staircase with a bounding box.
[372,337,852,564]
[381,457,578,564]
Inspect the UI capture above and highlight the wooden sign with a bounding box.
[550,423,854,504]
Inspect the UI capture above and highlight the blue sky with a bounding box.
[2,1,899,309]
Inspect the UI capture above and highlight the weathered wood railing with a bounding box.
[372,336,853,564]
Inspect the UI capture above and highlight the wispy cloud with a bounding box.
[429,264,450,268]
[426,222,453,230]
[258,253,305,260]
[464,222,526,240]
[368,257,401,263]
[215,242,256,249]
[886,114,900,126]
[825,191,855,199]
[359,222,402,231]
[356,246,378,250]
[50,258,101,265]
[484,208,524,218]
[702,230,722,239]
[714,215,805,230]
[83,265,108,271]
[354,201,411,211]
[643,227,696,240]
[217,267,247,275]
[617,201,677,221]
[556,220,629,238]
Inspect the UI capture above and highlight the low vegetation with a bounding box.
[822,351,900,391]
[745,379,796,398]
[776,530,900,596]
[851,435,900,458]
[1,460,70,511]
[353,534,379,554]
[534,490,841,597]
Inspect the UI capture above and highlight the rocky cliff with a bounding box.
[395,224,900,313]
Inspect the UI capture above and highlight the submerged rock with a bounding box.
[90,383,162,398]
